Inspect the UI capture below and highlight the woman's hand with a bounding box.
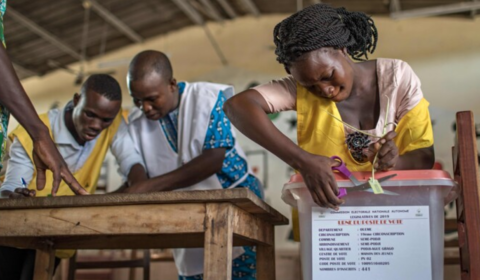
[367,131,399,171]
[297,154,344,209]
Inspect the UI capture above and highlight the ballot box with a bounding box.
[282,170,455,280]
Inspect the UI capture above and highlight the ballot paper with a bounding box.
[312,206,432,280]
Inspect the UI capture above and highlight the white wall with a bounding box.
[412,51,480,115]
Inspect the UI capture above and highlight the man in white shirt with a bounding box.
[0,74,146,280]
[126,50,261,280]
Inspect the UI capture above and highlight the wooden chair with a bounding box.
[452,111,480,279]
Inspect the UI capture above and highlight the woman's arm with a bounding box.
[396,146,434,169]
[224,89,343,209]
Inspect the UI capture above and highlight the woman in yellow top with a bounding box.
[224,4,434,210]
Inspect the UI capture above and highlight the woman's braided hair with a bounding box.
[273,4,378,67]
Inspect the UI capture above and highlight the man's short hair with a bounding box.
[81,74,122,101]
[128,50,173,82]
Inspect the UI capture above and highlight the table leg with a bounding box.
[143,249,151,280]
[257,227,276,280]
[204,203,233,280]
[67,252,77,280]
[33,244,55,280]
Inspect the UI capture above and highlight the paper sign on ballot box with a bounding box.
[312,206,432,280]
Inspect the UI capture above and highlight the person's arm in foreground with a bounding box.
[224,89,343,209]
[0,45,87,195]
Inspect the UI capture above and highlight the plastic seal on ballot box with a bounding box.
[281,173,305,208]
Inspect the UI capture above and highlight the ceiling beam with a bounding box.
[203,25,228,66]
[170,0,205,25]
[199,0,224,21]
[391,1,480,19]
[85,0,143,43]
[215,0,237,18]
[471,0,478,17]
[239,0,260,17]
[6,6,82,60]
[12,62,39,77]
[169,0,228,66]
[189,0,221,21]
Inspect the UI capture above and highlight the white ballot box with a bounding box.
[282,170,455,280]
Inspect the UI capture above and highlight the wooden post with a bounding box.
[256,226,276,280]
[143,249,151,280]
[129,250,138,280]
[454,111,480,279]
[67,253,77,280]
[34,242,55,280]
[203,203,233,280]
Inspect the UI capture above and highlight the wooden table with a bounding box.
[0,188,288,280]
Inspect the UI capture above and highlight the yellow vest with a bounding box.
[9,111,122,257]
[296,84,434,170]
[292,84,434,240]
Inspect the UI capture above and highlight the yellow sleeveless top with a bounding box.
[9,111,122,257]
[292,84,434,240]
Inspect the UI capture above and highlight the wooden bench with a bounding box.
[0,188,288,280]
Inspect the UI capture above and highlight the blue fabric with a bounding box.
[159,109,179,152]
[170,84,263,280]
[203,92,264,199]
[0,0,5,17]
[204,92,234,150]
[178,246,257,280]
[178,91,263,280]
[177,82,186,95]
[158,82,185,153]
[159,84,264,200]
[237,174,264,199]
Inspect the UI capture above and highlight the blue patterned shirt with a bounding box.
[158,82,263,198]
[158,82,183,153]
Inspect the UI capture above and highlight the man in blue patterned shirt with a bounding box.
[125,50,262,280]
